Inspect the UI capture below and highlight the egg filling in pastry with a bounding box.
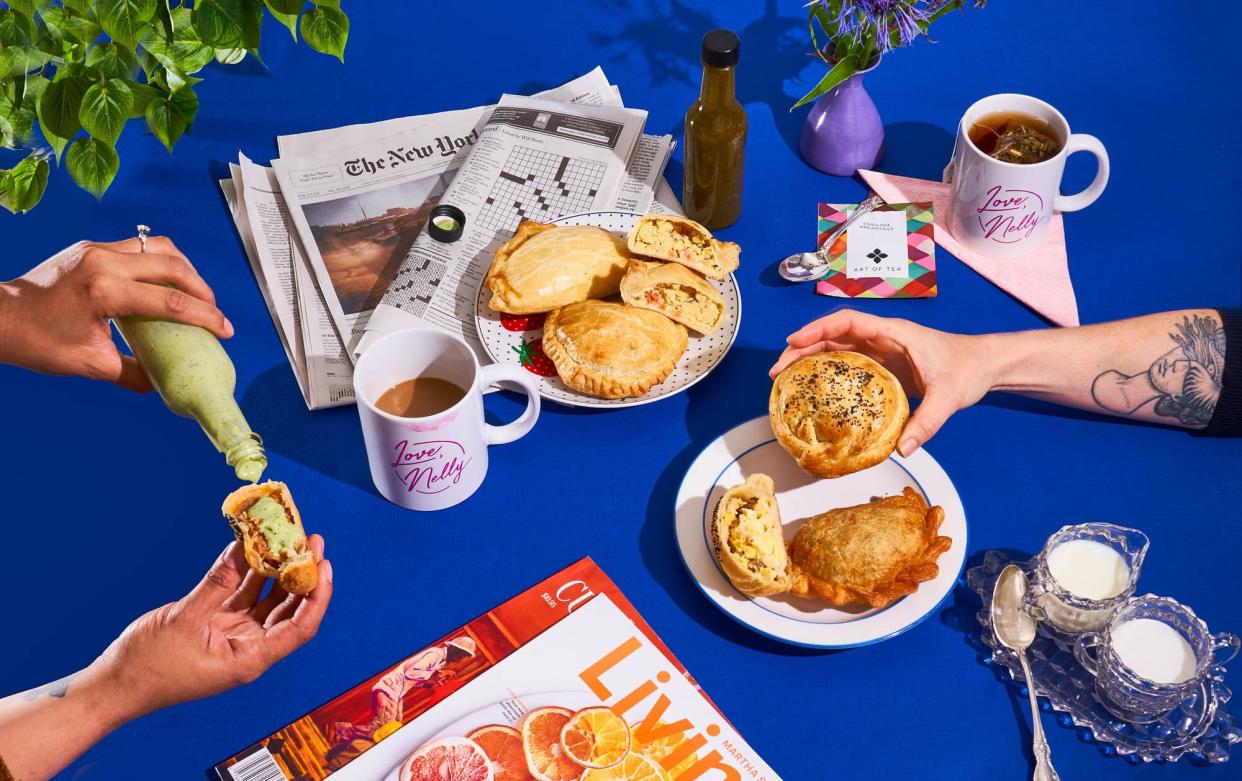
[619,260,724,334]
[786,487,950,609]
[542,299,687,399]
[769,351,909,478]
[626,214,740,280]
[485,221,633,314]
[711,474,789,597]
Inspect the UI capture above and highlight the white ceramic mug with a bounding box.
[353,327,540,511]
[946,93,1109,257]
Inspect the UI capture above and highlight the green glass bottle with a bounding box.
[115,313,266,482]
[684,29,747,229]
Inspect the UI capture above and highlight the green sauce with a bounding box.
[246,496,295,555]
[684,30,747,230]
[114,316,266,482]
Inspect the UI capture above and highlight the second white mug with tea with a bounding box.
[947,93,1110,257]
[353,326,540,511]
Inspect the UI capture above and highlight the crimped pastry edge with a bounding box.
[542,302,687,399]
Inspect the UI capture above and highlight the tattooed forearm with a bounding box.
[1091,314,1225,427]
[20,673,76,702]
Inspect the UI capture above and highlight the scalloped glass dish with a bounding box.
[967,551,1241,764]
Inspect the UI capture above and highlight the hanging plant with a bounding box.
[0,0,351,213]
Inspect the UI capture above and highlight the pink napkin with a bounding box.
[858,170,1080,327]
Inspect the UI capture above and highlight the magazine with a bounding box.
[210,558,779,781]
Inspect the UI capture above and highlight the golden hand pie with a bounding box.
[542,299,687,399]
[787,487,950,609]
[626,214,740,280]
[769,351,909,478]
[711,474,789,597]
[619,260,725,334]
[485,221,633,314]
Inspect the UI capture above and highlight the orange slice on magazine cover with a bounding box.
[400,736,493,781]
[522,707,587,781]
[469,725,534,781]
[560,707,631,769]
[580,753,670,781]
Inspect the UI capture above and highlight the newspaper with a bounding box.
[355,93,653,357]
[221,67,677,408]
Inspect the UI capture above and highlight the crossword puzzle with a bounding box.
[475,146,607,234]
[383,254,446,314]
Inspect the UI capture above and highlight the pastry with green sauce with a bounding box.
[222,481,318,595]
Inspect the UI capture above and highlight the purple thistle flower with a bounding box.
[812,0,932,55]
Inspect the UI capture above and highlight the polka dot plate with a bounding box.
[474,211,742,409]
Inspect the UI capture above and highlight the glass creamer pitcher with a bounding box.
[1025,523,1149,636]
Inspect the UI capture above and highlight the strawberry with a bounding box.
[512,336,556,377]
[500,312,547,332]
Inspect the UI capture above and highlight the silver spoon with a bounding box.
[993,565,1060,781]
[777,194,884,282]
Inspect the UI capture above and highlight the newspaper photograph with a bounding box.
[356,94,650,357]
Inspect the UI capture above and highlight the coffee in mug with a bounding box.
[353,327,540,511]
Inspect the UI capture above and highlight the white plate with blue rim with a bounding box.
[674,416,968,649]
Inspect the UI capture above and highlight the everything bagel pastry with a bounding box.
[542,299,687,399]
[221,481,318,595]
[769,351,909,478]
[485,221,633,314]
[787,487,950,609]
[620,260,725,334]
[711,474,789,597]
[626,213,740,280]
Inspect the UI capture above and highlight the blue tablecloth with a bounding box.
[2,2,1240,779]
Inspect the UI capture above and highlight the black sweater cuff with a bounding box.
[1203,308,1242,436]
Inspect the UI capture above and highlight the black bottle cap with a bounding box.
[428,204,465,243]
[702,29,740,68]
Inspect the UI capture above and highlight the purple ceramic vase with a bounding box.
[799,59,885,176]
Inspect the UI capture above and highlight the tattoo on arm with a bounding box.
[20,673,76,701]
[1091,314,1225,427]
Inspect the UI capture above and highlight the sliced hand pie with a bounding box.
[485,221,633,314]
[711,473,789,597]
[626,214,740,280]
[542,299,687,399]
[786,487,950,609]
[769,351,909,478]
[619,260,724,334]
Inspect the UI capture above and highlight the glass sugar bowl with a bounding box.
[1025,523,1149,637]
[1074,594,1240,724]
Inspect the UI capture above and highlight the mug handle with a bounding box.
[1074,632,1103,676]
[1052,133,1110,213]
[1213,631,1241,666]
[476,363,541,446]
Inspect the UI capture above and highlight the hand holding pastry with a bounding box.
[223,481,319,594]
[769,350,909,477]
[770,309,996,456]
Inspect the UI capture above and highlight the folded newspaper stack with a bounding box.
[220,66,678,409]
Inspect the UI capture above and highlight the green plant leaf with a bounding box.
[142,25,215,74]
[0,112,13,148]
[39,122,70,160]
[53,8,105,45]
[0,94,35,144]
[0,9,35,46]
[153,0,175,40]
[300,5,346,61]
[127,79,162,117]
[311,0,340,7]
[97,0,159,48]
[265,1,299,40]
[214,46,246,64]
[66,137,120,196]
[194,0,253,49]
[162,65,202,93]
[38,75,88,139]
[4,153,49,212]
[80,78,133,144]
[86,42,140,79]
[0,45,52,79]
[144,92,190,151]
[792,52,860,109]
[61,0,94,14]
[5,0,38,17]
[19,73,49,111]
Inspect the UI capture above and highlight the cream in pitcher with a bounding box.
[1027,523,1148,635]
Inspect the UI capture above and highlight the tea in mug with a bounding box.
[375,377,466,417]
[968,111,1062,164]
